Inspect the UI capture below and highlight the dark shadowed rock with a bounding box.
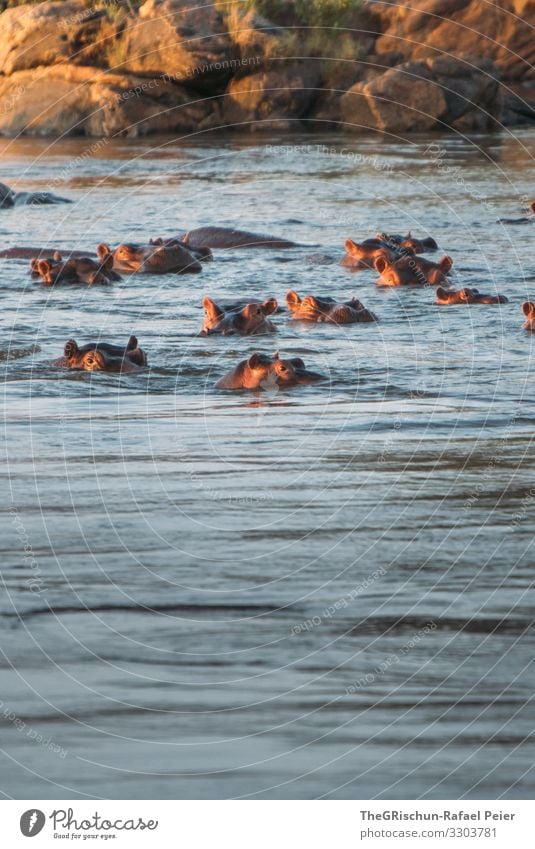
[339,56,502,132]
[223,63,321,130]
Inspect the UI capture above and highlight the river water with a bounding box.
[1,130,534,800]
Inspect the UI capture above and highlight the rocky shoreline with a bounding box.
[0,0,533,138]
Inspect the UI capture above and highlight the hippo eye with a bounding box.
[279,365,287,372]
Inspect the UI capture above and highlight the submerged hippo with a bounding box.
[102,241,202,274]
[376,232,438,253]
[374,253,452,286]
[216,352,325,390]
[341,238,402,270]
[498,201,535,224]
[0,181,71,208]
[179,226,299,250]
[522,301,535,330]
[32,247,120,285]
[286,290,376,324]
[201,296,278,335]
[149,237,212,262]
[0,246,91,260]
[436,286,508,305]
[54,336,147,372]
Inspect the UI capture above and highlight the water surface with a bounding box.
[1,130,535,799]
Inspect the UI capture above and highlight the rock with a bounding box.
[0,65,219,137]
[502,81,535,125]
[223,64,320,131]
[0,1,109,74]
[370,0,535,81]
[341,61,447,132]
[339,57,502,132]
[121,0,234,87]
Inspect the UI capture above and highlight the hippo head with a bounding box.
[202,296,277,335]
[286,290,324,319]
[61,336,145,372]
[522,301,535,329]
[217,351,325,390]
[112,243,145,272]
[436,286,475,304]
[375,254,452,286]
[0,182,15,209]
[36,258,66,285]
[437,286,508,305]
[400,235,438,253]
[251,352,324,387]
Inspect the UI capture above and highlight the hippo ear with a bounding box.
[53,251,62,261]
[522,301,535,317]
[262,297,278,315]
[126,335,138,350]
[439,256,453,271]
[459,289,470,301]
[97,243,110,259]
[436,287,448,300]
[530,201,535,214]
[248,353,262,368]
[374,254,390,275]
[182,231,191,245]
[37,259,51,275]
[64,340,78,358]
[151,237,164,245]
[102,253,114,272]
[344,239,361,257]
[286,290,301,307]
[272,351,280,360]
[202,296,223,319]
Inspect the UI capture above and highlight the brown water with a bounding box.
[1,130,535,799]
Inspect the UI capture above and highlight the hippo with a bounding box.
[436,286,508,305]
[201,296,278,335]
[149,237,213,262]
[374,253,452,286]
[341,238,402,270]
[522,301,535,330]
[376,232,438,253]
[53,336,147,372]
[32,247,119,285]
[0,181,71,208]
[216,352,325,390]
[179,226,299,250]
[286,290,376,323]
[0,246,91,260]
[497,201,535,224]
[101,241,202,274]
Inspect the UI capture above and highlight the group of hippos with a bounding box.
[2,181,535,391]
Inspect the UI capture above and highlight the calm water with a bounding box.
[1,131,535,800]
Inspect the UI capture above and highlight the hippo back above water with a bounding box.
[180,226,300,250]
[0,181,72,208]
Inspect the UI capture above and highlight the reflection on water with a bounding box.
[1,129,535,800]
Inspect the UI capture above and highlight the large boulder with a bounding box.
[0,1,109,74]
[223,63,321,131]
[339,56,502,132]
[0,65,219,137]
[368,0,535,81]
[121,0,234,87]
